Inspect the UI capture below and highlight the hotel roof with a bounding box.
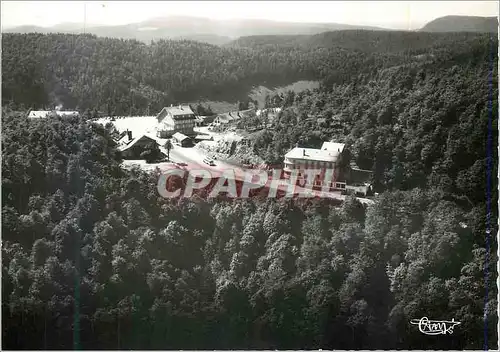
[284,142,345,163]
[284,147,340,163]
[321,142,345,154]
[157,105,196,122]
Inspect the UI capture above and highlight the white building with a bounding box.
[284,142,346,189]
[156,104,196,137]
[283,141,373,195]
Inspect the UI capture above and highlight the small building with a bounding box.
[195,115,216,127]
[212,109,256,131]
[213,111,240,125]
[28,110,79,119]
[118,133,157,159]
[156,104,196,138]
[172,132,192,147]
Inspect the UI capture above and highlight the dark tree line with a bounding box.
[255,32,498,202]
[2,112,497,350]
[2,31,491,115]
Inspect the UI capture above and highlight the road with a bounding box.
[165,145,237,172]
[129,134,375,206]
[162,152,375,205]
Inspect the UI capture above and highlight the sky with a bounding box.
[1,1,498,31]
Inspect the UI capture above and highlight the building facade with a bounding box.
[283,141,373,196]
[283,142,347,190]
[156,105,196,138]
[172,132,192,147]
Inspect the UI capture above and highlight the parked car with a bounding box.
[203,157,216,166]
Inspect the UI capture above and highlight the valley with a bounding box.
[1,9,498,351]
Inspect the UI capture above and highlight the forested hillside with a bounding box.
[1,33,314,114]
[1,29,498,350]
[225,30,485,52]
[1,31,490,115]
[2,111,497,349]
[255,32,498,198]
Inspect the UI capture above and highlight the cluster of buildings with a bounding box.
[28,103,373,197]
[155,104,257,147]
[156,104,214,146]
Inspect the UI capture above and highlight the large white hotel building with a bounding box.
[283,142,348,190]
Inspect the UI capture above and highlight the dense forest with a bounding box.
[2,29,499,350]
[255,32,498,196]
[1,31,489,114]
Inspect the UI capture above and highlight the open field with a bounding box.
[249,80,320,108]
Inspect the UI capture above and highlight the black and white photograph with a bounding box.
[1,0,498,350]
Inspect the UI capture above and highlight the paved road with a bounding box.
[144,134,375,205]
[162,156,375,205]
[167,146,237,172]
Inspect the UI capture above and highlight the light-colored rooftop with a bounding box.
[56,111,79,116]
[164,105,195,116]
[28,110,79,118]
[194,135,213,140]
[284,147,340,163]
[118,134,156,152]
[28,111,50,118]
[172,132,190,141]
[321,142,345,153]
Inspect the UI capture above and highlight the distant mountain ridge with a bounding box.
[225,30,487,54]
[4,15,497,45]
[2,15,391,45]
[420,15,498,33]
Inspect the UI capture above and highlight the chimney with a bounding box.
[127,130,132,141]
[170,104,173,107]
[179,104,182,110]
